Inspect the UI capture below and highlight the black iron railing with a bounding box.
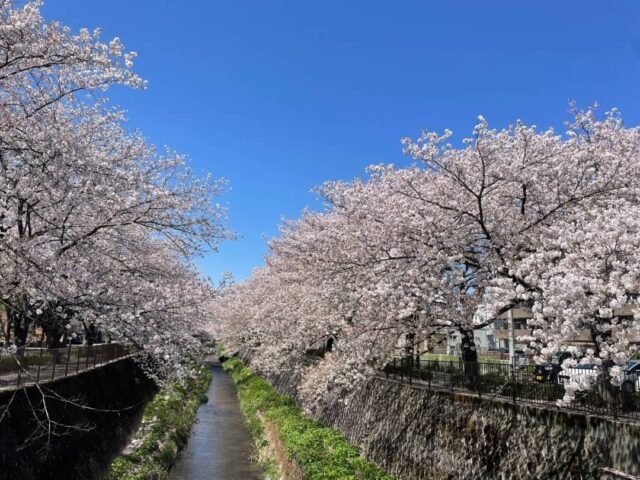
[0,343,134,390]
[383,357,640,421]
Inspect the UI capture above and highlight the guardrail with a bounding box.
[0,343,134,390]
[384,358,640,421]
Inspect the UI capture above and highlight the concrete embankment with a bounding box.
[0,357,157,480]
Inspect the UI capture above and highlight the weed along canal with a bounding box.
[168,363,264,480]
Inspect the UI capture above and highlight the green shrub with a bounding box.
[223,358,393,480]
[102,365,211,480]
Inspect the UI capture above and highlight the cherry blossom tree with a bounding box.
[215,104,640,407]
[0,1,236,454]
[0,1,231,377]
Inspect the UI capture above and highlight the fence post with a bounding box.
[450,361,454,392]
[85,346,90,370]
[51,349,57,381]
[36,346,44,383]
[15,352,21,387]
[511,361,516,406]
[76,346,81,373]
[64,344,72,377]
[409,357,412,385]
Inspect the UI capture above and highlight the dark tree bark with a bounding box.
[405,332,416,368]
[589,318,619,407]
[461,329,479,390]
[325,337,334,352]
[8,299,30,351]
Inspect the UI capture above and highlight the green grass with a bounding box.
[420,353,459,362]
[421,353,508,364]
[223,358,393,480]
[103,365,212,480]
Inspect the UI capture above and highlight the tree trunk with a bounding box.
[7,295,31,351]
[12,311,28,350]
[589,321,619,409]
[42,320,65,364]
[461,329,479,390]
[2,307,11,348]
[405,332,416,368]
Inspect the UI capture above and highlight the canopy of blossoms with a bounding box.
[0,1,231,380]
[214,105,640,405]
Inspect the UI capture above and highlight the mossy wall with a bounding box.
[245,350,640,480]
[0,357,157,480]
[315,378,640,480]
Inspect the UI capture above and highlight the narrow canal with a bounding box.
[169,364,264,480]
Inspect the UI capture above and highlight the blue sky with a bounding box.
[43,1,640,281]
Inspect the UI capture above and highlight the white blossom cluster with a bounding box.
[0,2,231,381]
[214,104,640,404]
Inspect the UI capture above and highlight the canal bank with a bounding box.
[103,364,211,480]
[169,364,264,480]
[0,357,157,480]
[224,358,394,480]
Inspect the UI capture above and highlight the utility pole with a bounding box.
[508,308,515,364]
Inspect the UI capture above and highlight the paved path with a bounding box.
[0,351,133,392]
[169,364,264,480]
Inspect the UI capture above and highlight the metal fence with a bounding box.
[0,343,134,390]
[383,357,640,421]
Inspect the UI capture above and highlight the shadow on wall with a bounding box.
[0,357,158,480]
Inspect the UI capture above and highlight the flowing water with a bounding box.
[168,364,264,480]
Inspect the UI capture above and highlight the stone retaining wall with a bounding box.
[256,358,640,480]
